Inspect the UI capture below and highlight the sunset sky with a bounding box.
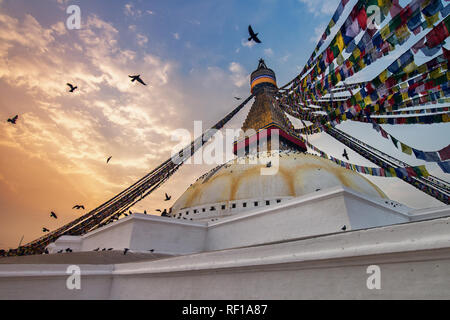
[0,0,448,249]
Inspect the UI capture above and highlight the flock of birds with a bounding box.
[40,191,172,236]
[44,247,156,255]
[4,24,353,254]
[5,25,264,128]
[5,71,178,238]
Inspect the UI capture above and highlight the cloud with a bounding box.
[229,62,248,88]
[280,54,291,63]
[310,23,326,43]
[187,19,200,25]
[264,48,274,57]
[298,0,340,16]
[124,3,142,18]
[241,38,255,48]
[136,33,148,46]
[0,9,255,248]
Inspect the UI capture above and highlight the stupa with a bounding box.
[0,60,449,300]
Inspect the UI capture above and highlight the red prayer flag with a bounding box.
[444,47,450,62]
[439,144,450,161]
[357,8,367,30]
[406,167,417,177]
[390,0,403,18]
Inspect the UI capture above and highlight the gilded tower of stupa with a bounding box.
[233,59,307,155]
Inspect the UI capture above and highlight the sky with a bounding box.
[0,0,448,249]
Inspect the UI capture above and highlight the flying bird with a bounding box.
[7,115,18,124]
[341,225,347,231]
[72,205,85,210]
[129,210,133,215]
[164,193,171,201]
[42,227,50,233]
[342,149,349,161]
[107,248,113,251]
[50,212,58,219]
[65,248,72,253]
[248,25,262,43]
[156,209,162,212]
[66,83,78,93]
[234,97,241,100]
[129,75,147,86]
[107,156,112,164]
[123,248,129,255]
[93,248,100,251]
[148,249,154,253]
[144,210,147,215]
[266,161,272,168]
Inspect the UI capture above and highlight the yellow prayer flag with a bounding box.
[418,165,429,177]
[358,59,365,69]
[443,113,449,123]
[421,0,433,9]
[430,68,441,79]
[379,70,388,83]
[418,64,427,74]
[336,31,344,52]
[336,53,344,66]
[403,61,417,74]
[425,12,439,27]
[364,96,372,105]
[329,20,335,29]
[389,168,397,177]
[352,47,361,60]
[380,25,391,39]
[401,142,412,155]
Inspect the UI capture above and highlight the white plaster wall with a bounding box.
[344,193,410,229]
[108,215,450,299]
[48,236,82,253]
[1,216,450,299]
[81,215,207,255]
[0,264,112,300]
[72,187,433,255]
[81,217,135,251]
[128,216,207,254]
[205,188,350,251]
[109,257,450,299]
[409,206,450,221]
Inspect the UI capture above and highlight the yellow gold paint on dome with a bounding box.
[172,152,388,212]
